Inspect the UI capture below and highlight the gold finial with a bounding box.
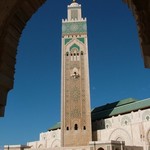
[73,0,76,3]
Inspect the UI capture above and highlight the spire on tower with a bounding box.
[73,0,76,3]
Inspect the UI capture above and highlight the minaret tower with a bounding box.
[61,0,91,147]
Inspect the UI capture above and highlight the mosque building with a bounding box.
[25,97,150,150]
[4,1,150,150]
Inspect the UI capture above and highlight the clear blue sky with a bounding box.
[0,0,150,146]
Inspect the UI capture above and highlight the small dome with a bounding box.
[70,2,80,7]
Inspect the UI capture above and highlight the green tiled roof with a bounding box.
[48,98,150,130]
[48,122,61,131]
[92,98,150,121]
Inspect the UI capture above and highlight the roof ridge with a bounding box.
[92,98,137,114]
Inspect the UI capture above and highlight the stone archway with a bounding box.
[97,147,104,150]
[109,128,132,145]
[0,0,46,116]
[123,0,150,68]
[0,0,150,117]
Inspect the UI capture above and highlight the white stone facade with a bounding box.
[92,108,150,150]
[26,108,150,150]
[27,129,61,149]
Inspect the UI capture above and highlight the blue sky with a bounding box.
[0,0,150,146]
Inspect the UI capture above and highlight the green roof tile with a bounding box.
[48,122,61,131]
[92,98,150,121]
[48,98,150,130]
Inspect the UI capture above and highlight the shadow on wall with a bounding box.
[91,100,121,131]
[91,98,138,131]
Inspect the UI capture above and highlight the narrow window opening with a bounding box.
[66,52,69,56]
[66,127,69,130]
[74,124,78,130]
[83,126,86,130]
[77,53,80,61]
[81,51,83,55]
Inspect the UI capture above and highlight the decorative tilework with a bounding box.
[62,22,87,35]
[70,43,80,51]
[65,38,72,45]
[77,38,85,43]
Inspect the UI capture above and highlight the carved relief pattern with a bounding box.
[105,120,112,129]
[70,86,80,101]
[142,110,150,121]
[147,130,150,143]
[65,55,71,126]
[70,60,81,121]
[81,53,86,126]
[63,35,90,132]
[121,116,131,126]
[64,45,88,129]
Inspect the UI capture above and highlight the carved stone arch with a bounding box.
[38,144,44,148]
[105,119,112,128]
[51,139,61,148]
[142,110,150,121]
[124,0,150,68]
[65,38,86,53]
[121,115,131,126]
[0,0,46,116]
[116,136,124,142]
[147,129,150,143]
[97,147,104,150]
[70,43,80,52]
[71,67,80,79]
[71,119,80,130]
[109,128,132,145]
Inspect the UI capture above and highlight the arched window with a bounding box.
[81,51,84,55]
[83,126,86,130]
[66,52,69,56]
[74,124,78,130]
[71,53,73,61]
[66,126,69,130]
[98,147,104,150]
[77,53,80,61]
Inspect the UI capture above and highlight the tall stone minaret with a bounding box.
[61,0,91,147]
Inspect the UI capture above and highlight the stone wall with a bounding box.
[92,108,150,149]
